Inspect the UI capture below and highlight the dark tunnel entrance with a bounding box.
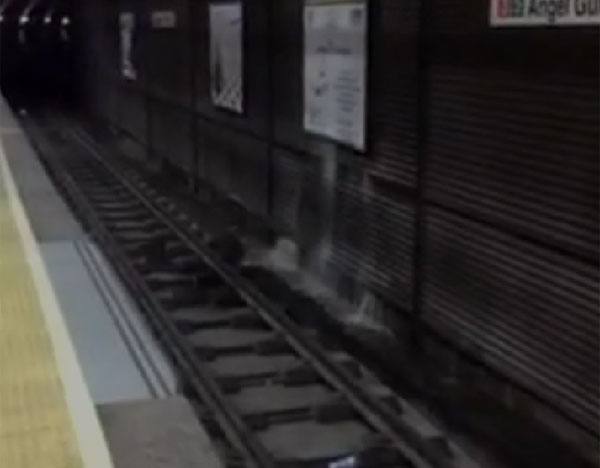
[0,0,78,108]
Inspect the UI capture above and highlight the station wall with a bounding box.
[77,0,599,451]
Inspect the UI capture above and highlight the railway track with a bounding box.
[24,115,476,468]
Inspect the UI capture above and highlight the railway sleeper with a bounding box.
[155,286,217,309]
[144,271,198,290]
[196,344,260,361]
[98,208,153,222]
[243,399,357,431]
[191,334,285,359]
[165,239,193,257]
[115,228,173,243]
[174,312,270,335]
[103,218,163,231]
[79,180,120,189]
[216,363,321,392]
[38,129,468,468]
[169,254,210,272]
[141,256,214,277]
[121,239,168,259]
[321,445,413,468]
[84,186,131,197]
[95,204,150,217]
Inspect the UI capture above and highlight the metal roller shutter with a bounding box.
[424,0,599,435]
[427,68,599,258]
[331,181,415,309]
[326,0,420,304]
[423,207,599,433]
[369,0,420,189]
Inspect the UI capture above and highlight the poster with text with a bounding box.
[210,2,243,113]
[151,10,178,29]
[304,0,367,151]
[119,12,137,81]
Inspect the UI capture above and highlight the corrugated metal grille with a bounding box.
[423,207,600,433]
[326,0,419,305]
[362,188,414,308]
[331,183,367,285]
[427,68,599,259]
[369,0,419,188]
[331,180,415,308]
[424,0,600,437]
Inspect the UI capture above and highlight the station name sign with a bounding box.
[490,0,600,26]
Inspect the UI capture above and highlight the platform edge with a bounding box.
[0,114,114,468]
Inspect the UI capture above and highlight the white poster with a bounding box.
[304,0,367,151]
[151,10,177,29]
[210,2,243,113]
[490,0,600,26]
[119,12,137,80]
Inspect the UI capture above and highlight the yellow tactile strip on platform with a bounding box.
[0,125,113,468]
[0,167,83,468]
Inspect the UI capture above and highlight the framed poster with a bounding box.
[209,1,244,113]
[304,0,368,151]
[490,0,600,27]
[119,12,137,81]
[151,10,177,29]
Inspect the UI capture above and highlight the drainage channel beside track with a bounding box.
[24,115,476,468]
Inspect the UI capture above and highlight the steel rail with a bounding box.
[30,124,276,468]
[68,124,447,468]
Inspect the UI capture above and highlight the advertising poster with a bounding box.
[151,10,178,29]
[209,2,244,113]
[304,0,367,151]
[119,12,137,81]
[490,0,600,26]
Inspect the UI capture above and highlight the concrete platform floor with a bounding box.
[99,397,224,468]
[4,111,177,404]
[1,100,226,468]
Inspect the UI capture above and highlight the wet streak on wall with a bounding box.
[268,0,419,301]
[79,1,419,306]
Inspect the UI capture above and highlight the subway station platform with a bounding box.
[0,105,112,467]
[0,98,223,467]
